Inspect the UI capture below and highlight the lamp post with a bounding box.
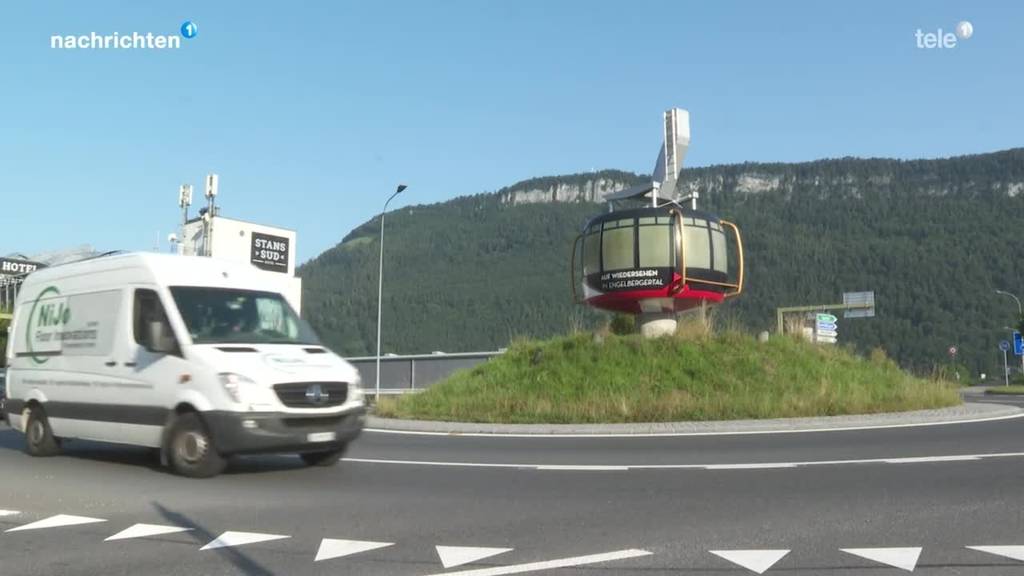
[376,184,407,400]
[995,289,1024,378]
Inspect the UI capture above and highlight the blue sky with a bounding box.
[2,1,1020,262]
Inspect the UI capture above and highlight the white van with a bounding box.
[1,252,366,477]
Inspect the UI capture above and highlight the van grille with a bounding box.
[273,382,348,408]
[281,415,346,429]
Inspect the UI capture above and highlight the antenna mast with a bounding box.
[204,174,219,257]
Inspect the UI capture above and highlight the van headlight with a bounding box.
[219,372,255,403]
[349,382,364,403]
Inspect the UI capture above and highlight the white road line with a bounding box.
[436,545,513,568]
[966,545,1024,562]
[105,523,193,541]
[365,409,1024,438]
[200,531,290,550]
[5,514,107,533]
[315,538,394,562]
[535,465,629,471]
[704,463,798,470]
[344,452,1024,471]
[0,510,20,517]
[422,548,652,576]
[344,457,534,469]
[709,549,790,574]
[840,547,922,572]
[884,455,980,464]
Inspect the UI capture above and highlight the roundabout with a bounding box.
[2,392,1024,575]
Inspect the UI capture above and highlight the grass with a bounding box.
[985,386,1024,395]
[376,330,961,424]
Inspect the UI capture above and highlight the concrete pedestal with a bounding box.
[638,312,678,338]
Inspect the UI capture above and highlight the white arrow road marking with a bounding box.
[200,531,290,550]
[105,523,193,541]
[315,539,394,562]
[423,548,652,576]
[966,545,1024,562]
[5,514,107,533]
[436,546,513,569]
[709,549,790,574]
[0,510,20,517]
[841,547,922,572]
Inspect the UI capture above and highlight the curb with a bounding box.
[366,402,1024,436]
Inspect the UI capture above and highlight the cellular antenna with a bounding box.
[203,174,219,256]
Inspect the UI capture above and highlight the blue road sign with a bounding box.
[1000,340,1011,352]
[1014,331,1023,356]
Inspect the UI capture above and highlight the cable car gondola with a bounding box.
[570,108,745,335]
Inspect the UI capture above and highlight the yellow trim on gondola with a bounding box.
[670,208,686,294]
[719,219,744,298]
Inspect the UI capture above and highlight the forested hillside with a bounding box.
[299,149,1024,377]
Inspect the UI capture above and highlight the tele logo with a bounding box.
[916,20,973,49]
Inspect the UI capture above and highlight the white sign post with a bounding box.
[1000,340,1011,386]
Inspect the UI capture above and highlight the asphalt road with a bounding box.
[2,397,1024,575]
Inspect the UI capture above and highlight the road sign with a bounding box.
[815,313,838,344]
[1014,332,1023,356]
[1000,340,1011,352]
[843,291,875,318]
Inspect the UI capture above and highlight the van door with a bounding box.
[101,288,192,448]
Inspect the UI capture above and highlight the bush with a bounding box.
[608,314,635,335]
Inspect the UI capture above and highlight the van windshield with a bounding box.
[169,286,321,346]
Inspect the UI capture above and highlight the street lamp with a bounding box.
[376,184,408,400]
[995,289,1024,378]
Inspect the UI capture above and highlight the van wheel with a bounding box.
[25,406,61,457]
[167,413,226,478]
[300,444,347,467]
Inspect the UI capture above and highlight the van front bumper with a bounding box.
[203,407,366,456]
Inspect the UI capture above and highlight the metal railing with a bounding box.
[347,350,505,395]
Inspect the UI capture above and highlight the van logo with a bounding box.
[305,383,329,405]
[25,285,66,365]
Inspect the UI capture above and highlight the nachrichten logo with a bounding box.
[50,20,198,50]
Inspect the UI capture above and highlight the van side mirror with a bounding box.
[146,321,177,355]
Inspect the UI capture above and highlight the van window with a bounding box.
[169,287,320,345]
[134,289,177,352]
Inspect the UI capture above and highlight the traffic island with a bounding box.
[374,332,961,425]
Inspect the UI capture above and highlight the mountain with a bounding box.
[298,149,1024,377]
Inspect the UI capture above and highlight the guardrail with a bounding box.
[347,350,505,395]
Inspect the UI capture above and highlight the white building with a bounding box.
[180,215,303,312]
